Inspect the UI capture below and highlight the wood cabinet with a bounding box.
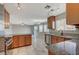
[47,16,56,29]
[19,35,25,47]
[66,3,79,25]
[12,35,19,48]
[8,35,32,49]
[51,35,64,44]
[4,9,10,28]
[25,35,32,45]
[0,37,5,52]
[48,49,55,55]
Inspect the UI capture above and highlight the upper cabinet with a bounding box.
[47,16,56,29]
[4,8,10,28]
[66,3,79,25]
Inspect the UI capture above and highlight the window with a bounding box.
[52,21,55,29]
[56,19,65,30]
[39,24,43,32]
[56,19,76,30]
[34,26,38,31]
[44,24,49,32]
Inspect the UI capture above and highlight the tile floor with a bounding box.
[0,45,48,55]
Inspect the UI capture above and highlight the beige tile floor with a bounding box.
[0,45,48,55]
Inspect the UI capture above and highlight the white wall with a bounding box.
[11,25,32,35]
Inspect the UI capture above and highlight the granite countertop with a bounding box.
[46,33,79,39]
[45,33,79,39]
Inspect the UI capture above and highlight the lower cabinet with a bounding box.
[0,37,5,52]
[25,35,32,45]
[7,34,32,49]
[48,49,55,55]
[12,35,19,48]
[51,35,64,44]
[19,35,25,47]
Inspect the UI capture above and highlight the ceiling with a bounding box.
[4,3,66,25]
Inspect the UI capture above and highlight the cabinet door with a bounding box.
[66,3,79,25]
[19,35,25,47]
[48,16,55,29]
[58,37,64,43]
[51,36,57,44]
[51,36,64,44]
[48,49,55,55]
[12,36,19,48]
[4,9,10,28]
[25,35,32,45]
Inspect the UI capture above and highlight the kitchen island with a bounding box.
[45,31,79,55]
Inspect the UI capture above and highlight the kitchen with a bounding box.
[0,3,79,55]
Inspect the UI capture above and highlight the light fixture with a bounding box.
[45,5,51,9]
[17,3,21,10]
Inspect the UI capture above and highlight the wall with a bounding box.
[0,4,4,53]
[11,25,32,35]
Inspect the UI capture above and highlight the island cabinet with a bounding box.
[51,35,64,44]
[8,35,32,49]
[47,16,56,29]
[48,49,55,55]
[66,3,79,25]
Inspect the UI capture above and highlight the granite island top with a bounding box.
[45,33,79,39]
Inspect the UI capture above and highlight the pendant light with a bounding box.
[17,3,21,10]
